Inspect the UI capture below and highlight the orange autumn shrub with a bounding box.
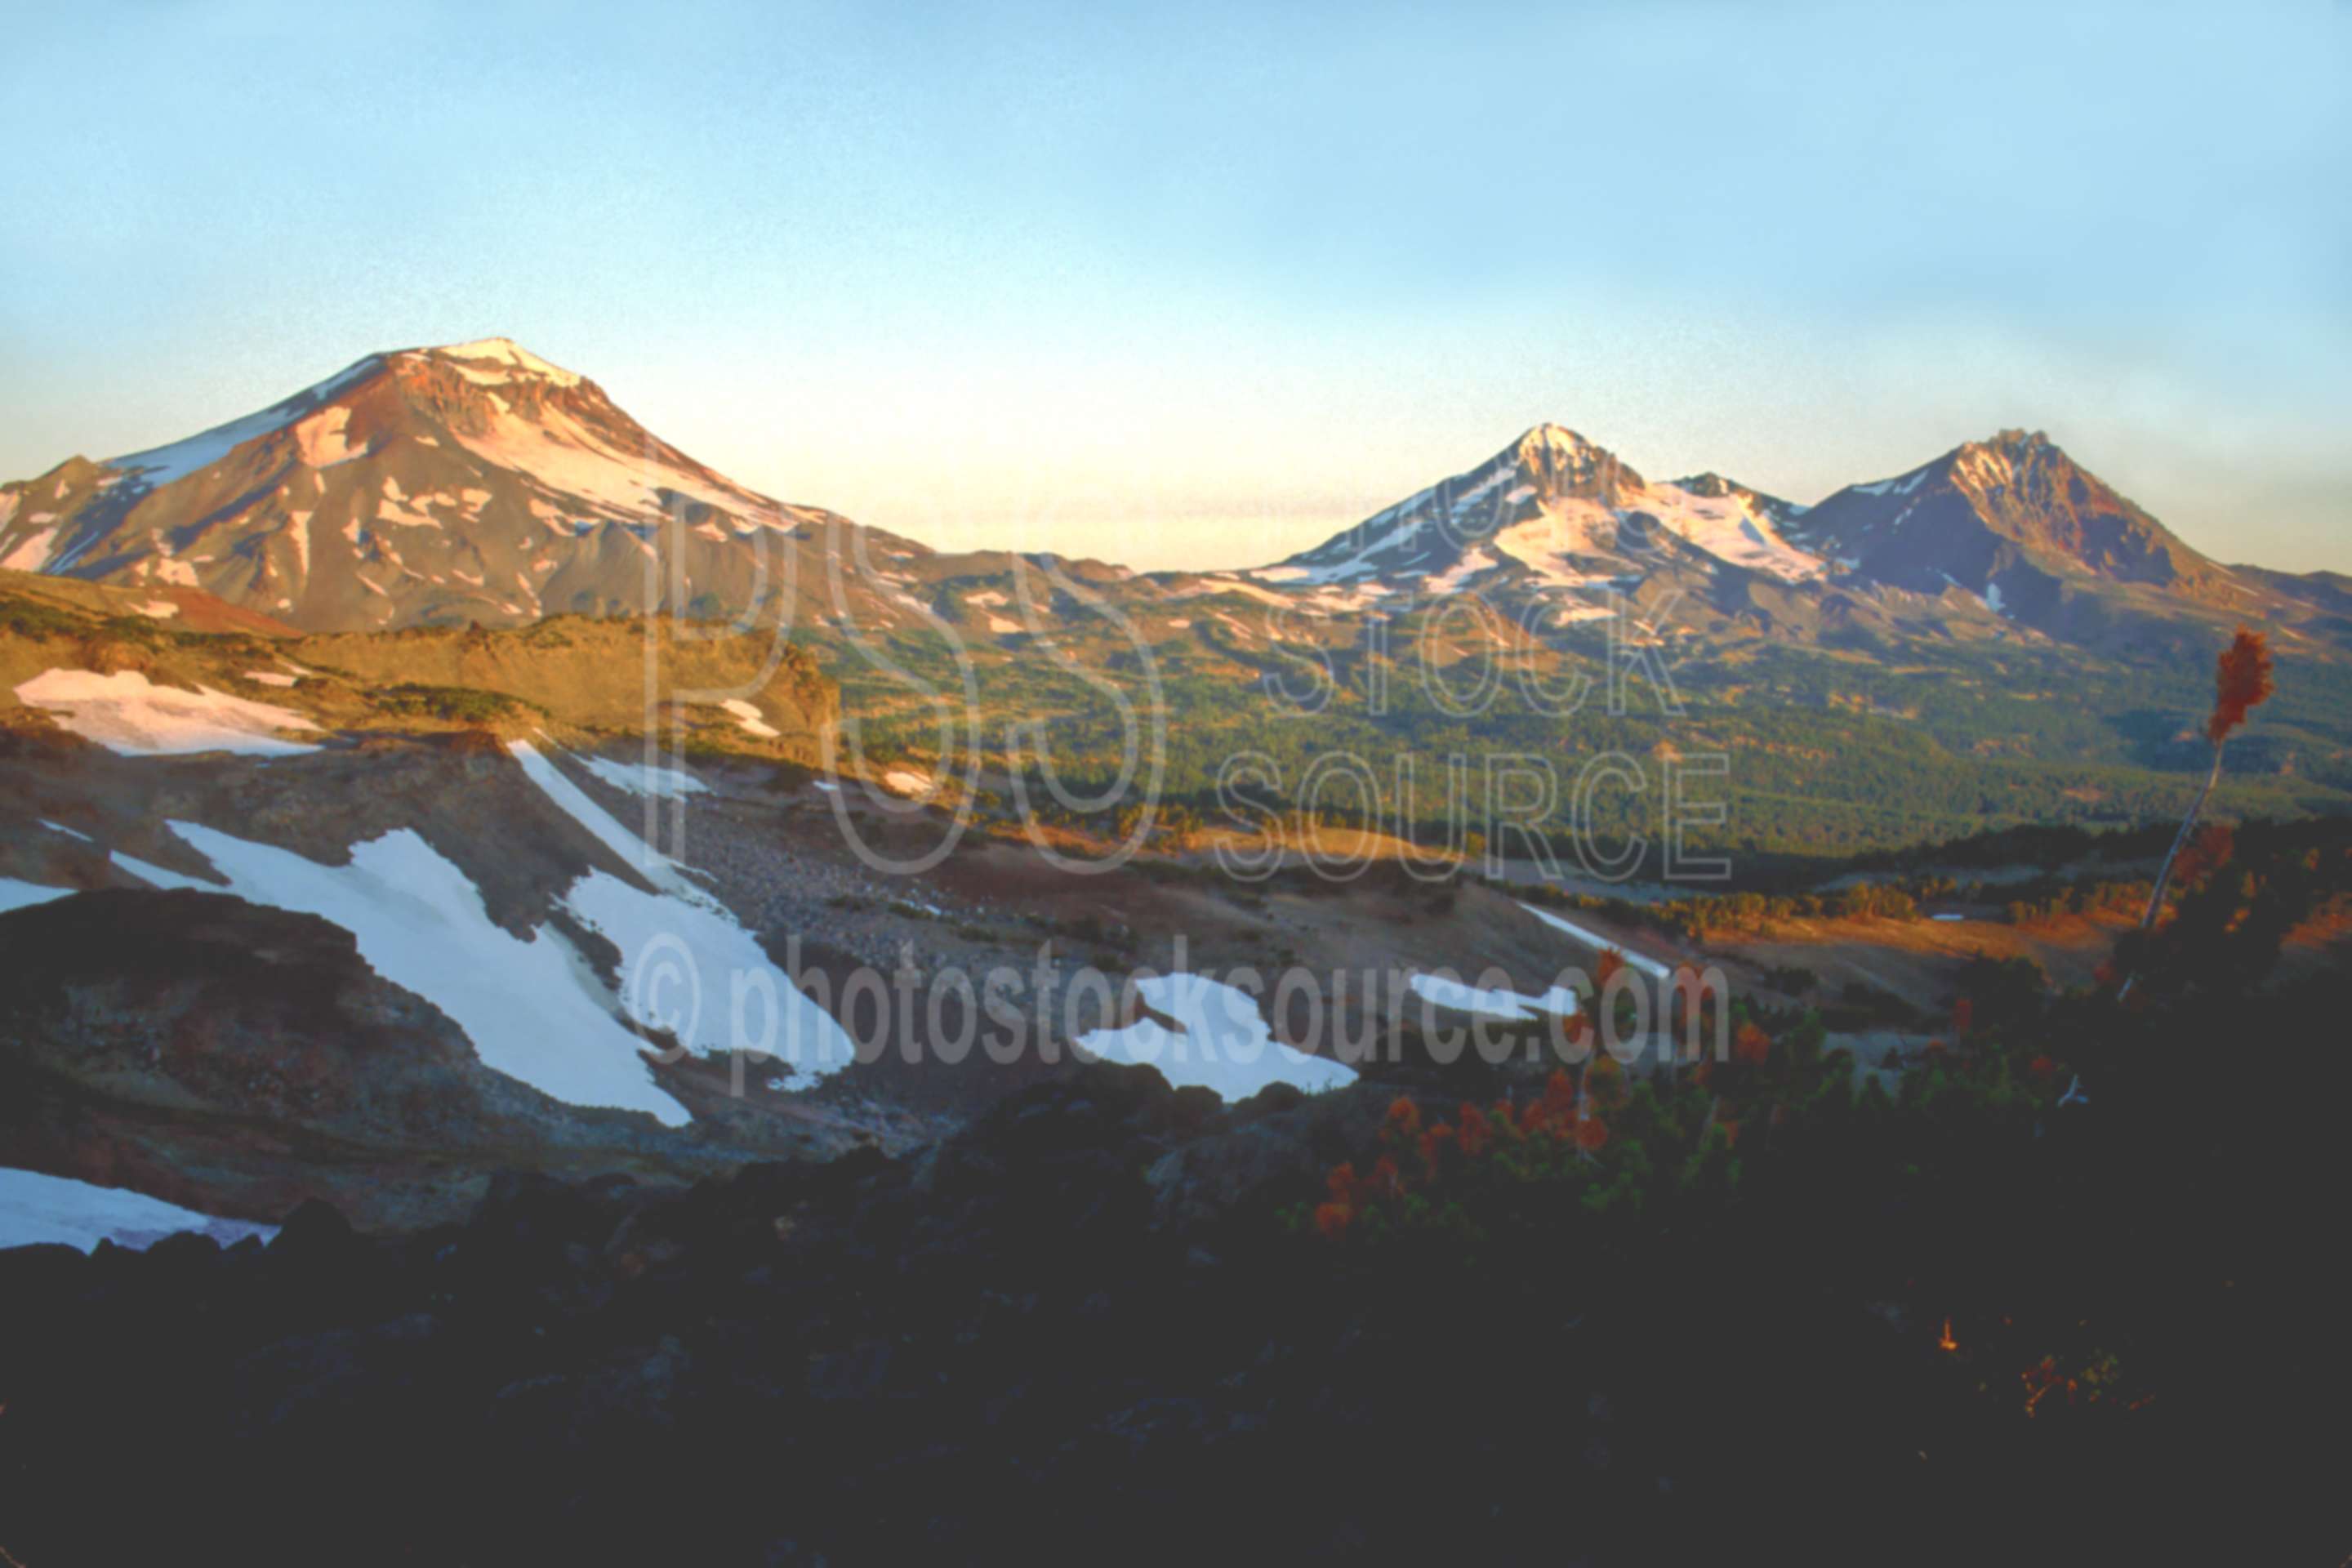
[1532,1069,1580,1133]
[1298,1076,1654,1243]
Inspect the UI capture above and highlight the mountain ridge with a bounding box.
[2,340,2343,662]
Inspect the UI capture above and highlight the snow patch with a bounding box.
[561,869,858,1090]
[1640,483,1828,582]
[1408,970,1579,1021]
[113,850,216,891]
[109,355,381,485]
[506,740,704,901]
[0,878,74,916]
[13,669,322,757]
[293,405,364,467]
[1076,973,1356,1100]
[577,754,710,800]
[1519,903,1675,980]
[719,698,779,740]
[0,1167,276,1253]
[434,337,585,388]
[1,524,60,572]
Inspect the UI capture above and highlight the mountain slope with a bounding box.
[1790,430,2225,596]
[0,340,937,636]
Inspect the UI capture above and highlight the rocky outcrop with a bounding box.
[0,889,866,1228]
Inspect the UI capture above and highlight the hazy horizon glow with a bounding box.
[2,1,2346,573]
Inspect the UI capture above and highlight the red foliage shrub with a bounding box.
[1540,1069,1579,1120]
[1326,1162,1361,1208]
[2207,626,2274,744]
[1456,1103,1494,1158]
[1733,1022,1773,1067]
[1382,1096,1421,1142]
[2172,823,2235,889]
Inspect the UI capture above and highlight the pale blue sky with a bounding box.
[2,0,2346,571]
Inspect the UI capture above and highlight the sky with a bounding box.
[2,0,2347,572]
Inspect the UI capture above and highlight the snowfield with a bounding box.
[160,820,697,1126]
[1641,483,1827,582]
[562,868,859,1089]
[514,741,861,1087]
[13,669,322,756]
[0,1167,278,1253]
[1076,973,1357,1099]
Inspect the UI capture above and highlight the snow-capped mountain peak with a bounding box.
[0,339,898,632]
[426,336,585,388]
[1258,425,1822,596]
